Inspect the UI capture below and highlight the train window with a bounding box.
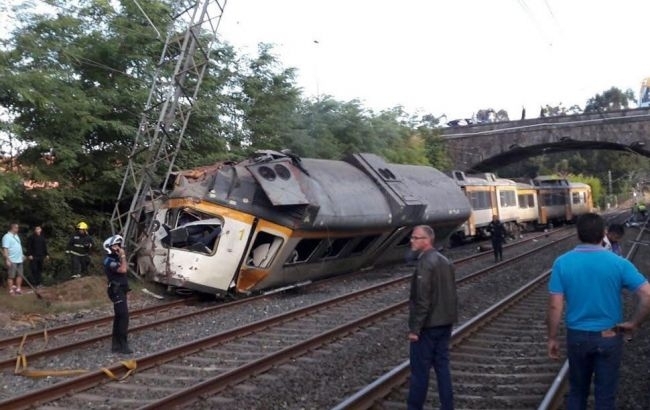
[396,233,411,247]
[161,209,223,255]
[572,192,586,204]
[285,238,322,264]
[499,191,516,207]
[246,231,284,268]
[468,191,492,210]
[258,166,276,181]
[518,194,535,208]
[274,164,291,180]
[350,235,380,255]
[543,192,567,206]
[320,238,352,259]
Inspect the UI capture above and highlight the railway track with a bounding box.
[537,218,649,410]
[0,228,569,373]
[333,270,559,409]
[333,216,639,410]
[0,229,575,408]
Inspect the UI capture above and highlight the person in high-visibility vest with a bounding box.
[638,203,647,219]
[66,222,94,278]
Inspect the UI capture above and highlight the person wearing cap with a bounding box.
[547,213,650,409]
[66,222,94,278]
[103,234,133,354]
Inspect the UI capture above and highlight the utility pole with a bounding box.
[110,0,227,252]
[608,169,613,208]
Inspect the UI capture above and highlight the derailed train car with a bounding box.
[142,151,472,295]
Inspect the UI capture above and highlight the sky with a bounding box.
[216,0,650,121]
[3,1,650,122]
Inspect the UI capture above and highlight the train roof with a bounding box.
[532,176,570,186]
[531,176,591,190]
[448,170,517,187]
[166,151,472,231]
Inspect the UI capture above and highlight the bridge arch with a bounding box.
[441,108,650,172]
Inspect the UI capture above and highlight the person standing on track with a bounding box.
[547,213,650,409]
[103,234,133,354]
[487,215,506,263]
[407,225,458,410]
[602,223,624,256]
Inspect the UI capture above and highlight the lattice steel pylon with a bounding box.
[110,0,227,251]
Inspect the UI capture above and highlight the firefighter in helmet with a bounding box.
[66,221,94,278]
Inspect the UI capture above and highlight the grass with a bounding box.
[0,275,146,316]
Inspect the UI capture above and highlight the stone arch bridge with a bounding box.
[441,107,650,172]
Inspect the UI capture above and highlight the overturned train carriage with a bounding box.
[145,151,471,295]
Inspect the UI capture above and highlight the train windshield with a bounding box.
[161,208,223,254]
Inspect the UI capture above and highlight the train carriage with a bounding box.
[448,171,519,245]
[532,176,592,226]
[144,151,472,295]
[568,182,593,217]
[515,182,539,227]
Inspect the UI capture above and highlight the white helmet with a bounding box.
[103,234,124,253]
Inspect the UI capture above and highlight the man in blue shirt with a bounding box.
[547,213,650,409]
[2,223,24,295]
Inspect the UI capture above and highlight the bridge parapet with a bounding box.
[441,107,650,172]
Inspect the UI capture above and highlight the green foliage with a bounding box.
[540,103,583,117]
[567,174,603,209]
[584,87,636,113]
[3,0,629,265]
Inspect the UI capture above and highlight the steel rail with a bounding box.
[0,230,571,372]
[0,229,573,408]
[136,301,407,408]
[0,278,410,409]
[0,297,194,351]
[537,217,649,410]
[332,270,551,410]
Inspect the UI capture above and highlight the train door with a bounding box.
[496,187,518,222]
[236,220,291,292]
[536,189,549,225]
[563,188,572,222]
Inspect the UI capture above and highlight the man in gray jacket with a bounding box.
[407,225,458,410]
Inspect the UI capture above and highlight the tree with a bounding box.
[234,44,302,152]
[474,108,509,123]
[584,87,635,113]
[539,103,583,117]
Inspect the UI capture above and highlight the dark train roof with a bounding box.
[168,150,471,231]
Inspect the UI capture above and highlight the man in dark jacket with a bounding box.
[26,225,48,287]
[407,225,458,410]
[487,215,507,262]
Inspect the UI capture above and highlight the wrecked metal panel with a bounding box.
[246,159,310,206]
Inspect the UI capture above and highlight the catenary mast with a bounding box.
[110,0,227,253]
